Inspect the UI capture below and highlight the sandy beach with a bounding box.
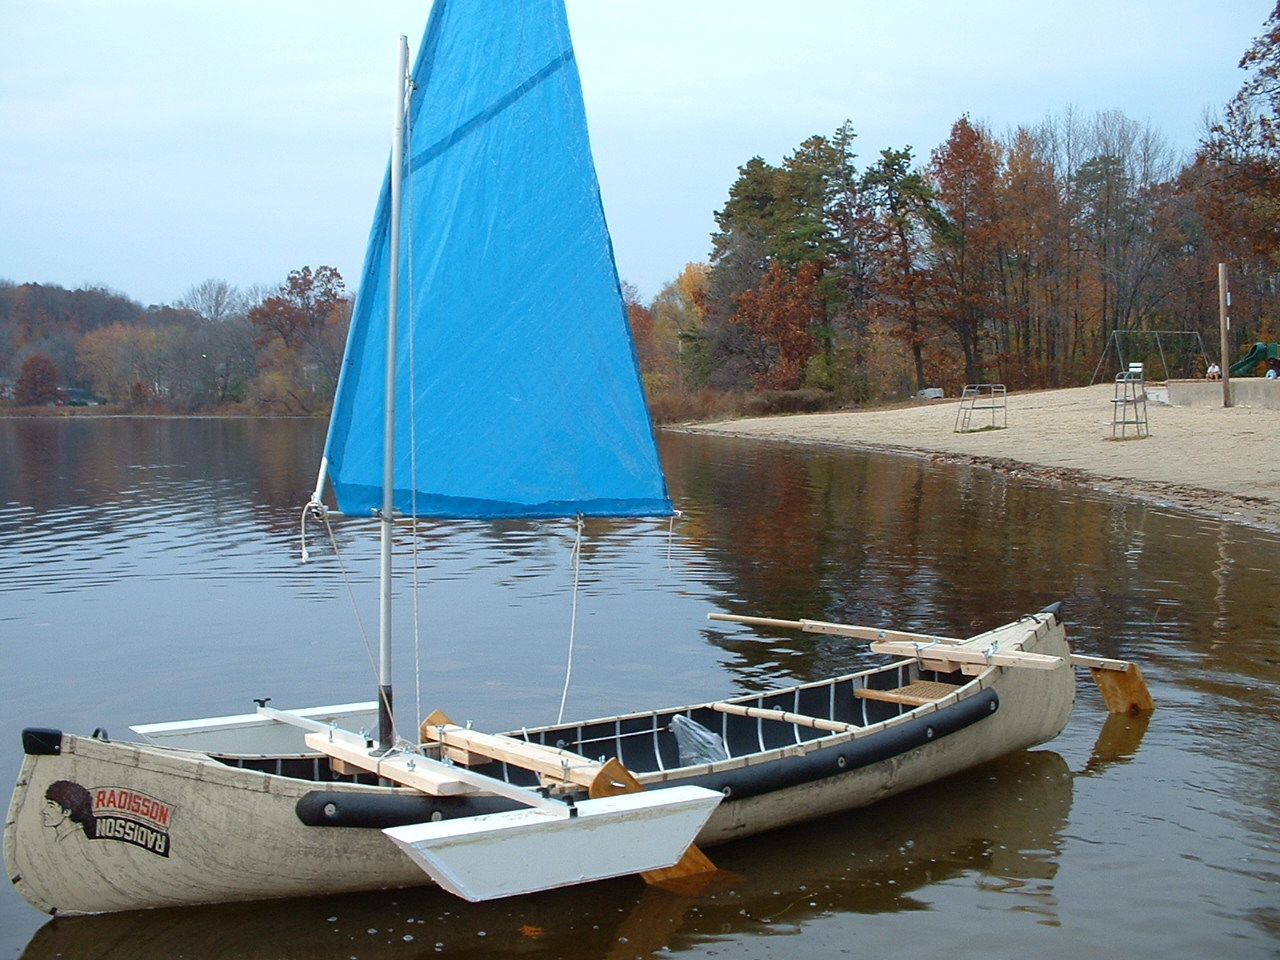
[684,383,1280,535]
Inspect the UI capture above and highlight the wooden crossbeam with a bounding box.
[418,711,603,788]
[303,727,476,797]
[304,726,584,815]
[868,639,1064,670]
[708,612,958,646]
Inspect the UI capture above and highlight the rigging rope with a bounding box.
[309,505,386,717]
[556,515,585,725]
[667,508,683,568]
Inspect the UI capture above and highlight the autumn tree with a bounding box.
[14,354,59,405]
[926,117,1006,383]
[731,260,823,389]
[708,125,867,394]
[77,322,168,407]
[1195,4,1280,349]
[651,262,711,390]
[996,128,1065,384]
[861,146,940,391]
[247,266,349,411]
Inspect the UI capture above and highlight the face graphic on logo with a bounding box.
[42,780,95,840]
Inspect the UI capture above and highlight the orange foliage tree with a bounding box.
[14,354,59,405]
[247,266,349,410]
[732,260,823,389]
[926,117,1007,384]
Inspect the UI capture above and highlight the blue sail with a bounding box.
[322,0,672,520]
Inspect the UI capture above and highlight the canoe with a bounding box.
[5,608,1073,915]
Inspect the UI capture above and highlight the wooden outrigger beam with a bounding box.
[709,612,1062,673]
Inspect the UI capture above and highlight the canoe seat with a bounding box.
[854,680,959,706]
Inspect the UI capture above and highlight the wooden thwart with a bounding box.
[855,680,960,706]
[706,701,856,733]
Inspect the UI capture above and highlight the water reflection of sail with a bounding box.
[20,751,1072,960]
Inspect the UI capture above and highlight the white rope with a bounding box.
[312,508,387,721]
[666,508,683,568]
[556,515,585,724]
[299,503,315,563]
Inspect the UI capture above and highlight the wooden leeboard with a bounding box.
[1088,661,1157,714]
[589,758,719,888]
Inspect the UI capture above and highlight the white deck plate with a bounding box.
[384,786,721,901]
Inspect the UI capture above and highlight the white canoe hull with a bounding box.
[6,612,1075,916]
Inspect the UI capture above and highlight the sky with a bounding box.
[0,1,1271,309]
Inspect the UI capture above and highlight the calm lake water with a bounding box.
[1,416,1278,958]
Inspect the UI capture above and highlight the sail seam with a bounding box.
[408,49,574,172]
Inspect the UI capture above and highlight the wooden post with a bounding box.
[1219,262,1232,408]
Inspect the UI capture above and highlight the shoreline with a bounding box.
[679,384,1280,536]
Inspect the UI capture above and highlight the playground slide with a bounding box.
[1229,341,1279,377]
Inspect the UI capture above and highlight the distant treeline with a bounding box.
[6,9,1280,419]
[0,268,349,414]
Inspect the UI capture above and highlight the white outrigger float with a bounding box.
[5,0,1153,918]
